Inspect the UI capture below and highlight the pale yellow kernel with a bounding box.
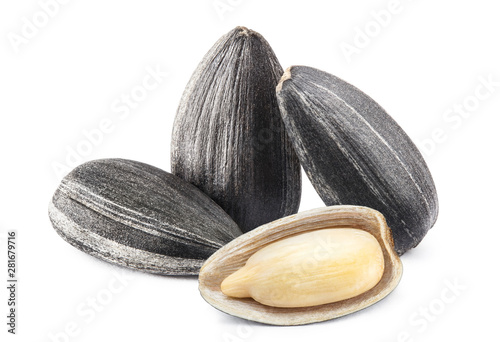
[220,228,384,308]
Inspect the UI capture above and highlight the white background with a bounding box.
[1,0,499,341]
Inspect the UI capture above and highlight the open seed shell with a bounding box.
[48,158,242,275]
[198,205,403,325]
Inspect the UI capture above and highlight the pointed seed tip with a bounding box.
[221,270,250,298]
[235,26,251,36]
[276,67,293,93]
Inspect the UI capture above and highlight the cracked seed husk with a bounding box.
[198,205,403,325]
[48,158,242,275]
[276,66,439,255]
[171,26,301,233]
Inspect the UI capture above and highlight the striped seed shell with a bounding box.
[48,158,242,275]
[199,205,403,325]
[171,26,301,233]
[276,66,439,255]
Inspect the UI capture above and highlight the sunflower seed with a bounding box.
[48,158,242,275]
[199,205,403,325]
[276,66,439,255]
[171,26,301,233]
